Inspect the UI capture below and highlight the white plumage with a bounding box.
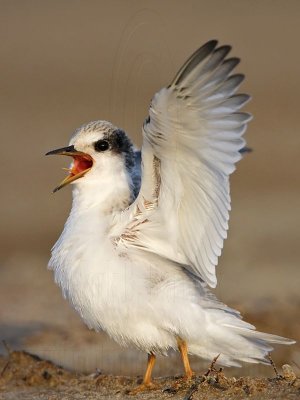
[47,41,294,380]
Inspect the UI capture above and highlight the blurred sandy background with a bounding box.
[0,0,299,377]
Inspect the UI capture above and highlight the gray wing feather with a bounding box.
[131,150,141,199]
[118,41,251,288]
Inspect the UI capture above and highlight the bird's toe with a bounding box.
[128,381,158,395]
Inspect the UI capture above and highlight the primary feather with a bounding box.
[115,40,251,288]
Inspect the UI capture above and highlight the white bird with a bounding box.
[47,40,294,391]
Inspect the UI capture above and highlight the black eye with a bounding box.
[94,139,109,152]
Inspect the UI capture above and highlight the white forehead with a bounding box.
[69,120,118,147]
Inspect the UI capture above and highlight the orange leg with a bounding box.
[177,337,194,379]
[129,353,157,394]
[143,353,156,386]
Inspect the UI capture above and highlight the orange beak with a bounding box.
[46,145,93,192]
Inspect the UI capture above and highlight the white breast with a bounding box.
[48,180,206,353]
[49,200,177,351]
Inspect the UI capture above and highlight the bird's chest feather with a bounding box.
[49,211,153,331]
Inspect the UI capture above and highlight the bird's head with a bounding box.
[46,120,135,193]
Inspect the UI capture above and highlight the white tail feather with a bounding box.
[188,307,295,367]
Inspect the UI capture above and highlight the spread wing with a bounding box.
[113,40,251,288]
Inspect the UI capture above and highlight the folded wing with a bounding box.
[114,40,251,288]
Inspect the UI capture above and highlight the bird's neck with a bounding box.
[70,169,133,216]
[49,168,133,274]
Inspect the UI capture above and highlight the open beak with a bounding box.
[46,145,93,192]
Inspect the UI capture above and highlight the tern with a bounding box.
[47,40,294,391]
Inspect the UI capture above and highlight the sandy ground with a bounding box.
[0,350,299,400]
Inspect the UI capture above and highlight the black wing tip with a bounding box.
[232,73,245,81]
[204,39,219,49]
[226,57,241,65]
[240,146,253,154]
[232,93,251,104]
[215,44,232,53]
[171,40,219,87]
[240,93,252,101]
[195,39,219,58]
[170,40,242,88]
